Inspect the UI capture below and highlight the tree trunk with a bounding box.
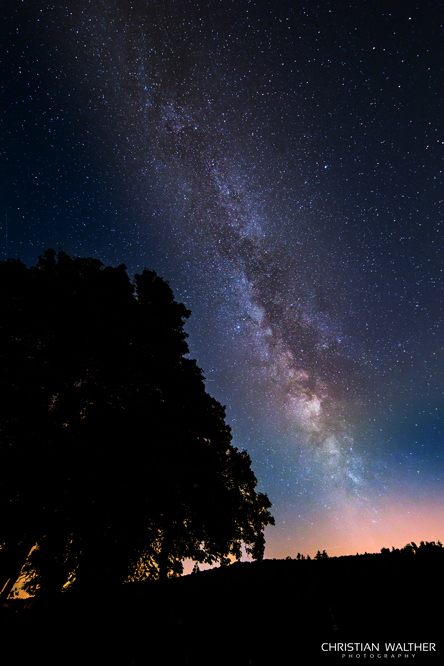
[158,526,172,582]
[0,539,35,604]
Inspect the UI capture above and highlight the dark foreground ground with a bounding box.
[1,553,442,665]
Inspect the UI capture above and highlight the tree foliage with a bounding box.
[380,541,443,558]
[0,250,274,600]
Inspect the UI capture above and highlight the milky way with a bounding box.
[2,0,444,557]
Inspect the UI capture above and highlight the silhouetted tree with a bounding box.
[402,543,415,556]
[379,541,443,562]
[0,250,274,601]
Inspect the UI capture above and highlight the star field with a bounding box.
[1,0,444,558]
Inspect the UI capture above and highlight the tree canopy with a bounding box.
[0,250,274,601]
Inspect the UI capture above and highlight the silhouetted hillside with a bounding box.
[2,545,443,665]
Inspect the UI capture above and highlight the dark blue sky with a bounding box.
[2,0,444,557]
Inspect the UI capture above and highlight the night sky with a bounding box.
[2,0,444,560]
